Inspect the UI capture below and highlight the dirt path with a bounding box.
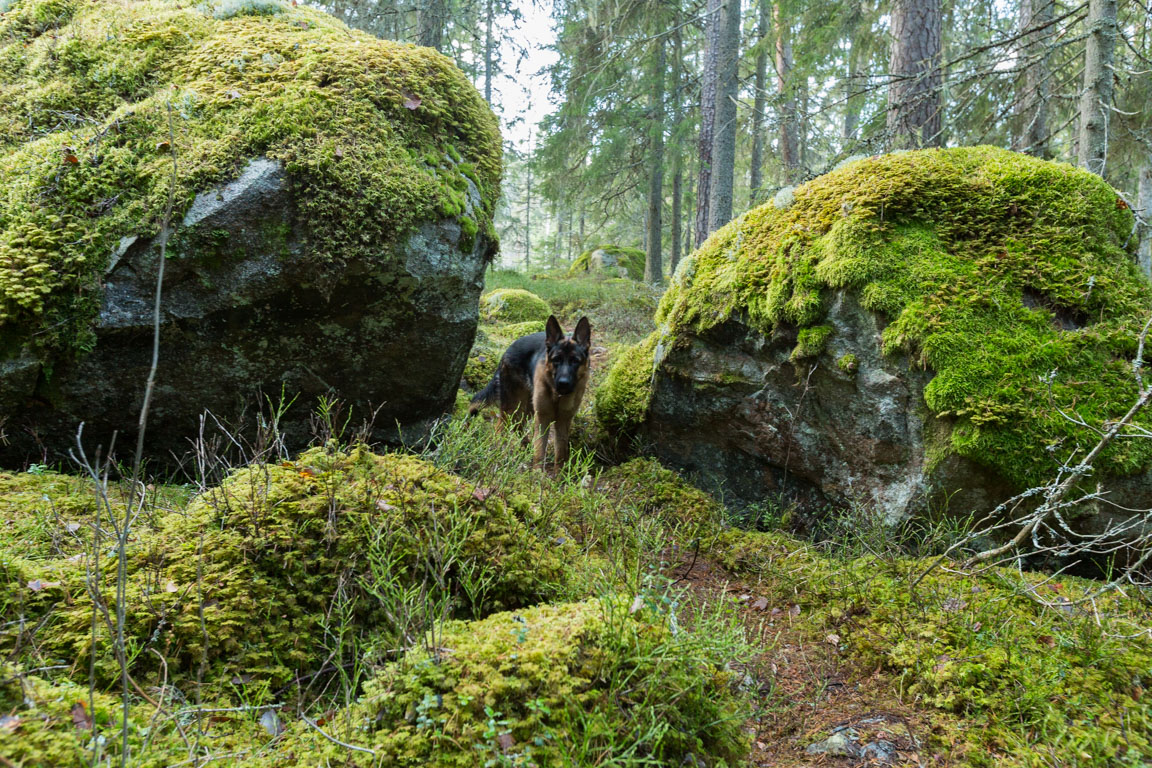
[674,554,944,767]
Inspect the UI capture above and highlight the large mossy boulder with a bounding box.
[0,0,501,464]
[570,244,646,280]
[599,147,1152,524]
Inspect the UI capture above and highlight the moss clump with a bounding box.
[649,147,1151,488]
[480,288,551,323]
[593,331,660,438]
[3,447,570,693]
[570,244,647,281]
[336,598,748,767]
[501,319,546,338]
[599,458,725,536]
[0,0,501,356]
[837,352,859,373]
[790,324,833,361]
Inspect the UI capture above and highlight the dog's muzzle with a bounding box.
[556,379,575,395]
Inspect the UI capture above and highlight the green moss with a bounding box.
[711,529,1152,766]
[599,458,725,536]
[2,447,570,693]
[334,598,748,767]
[458,214,477,252]
[569,244,647,281]
[790,324,833,361]
[593,331,660,438]
[479,288,551,323]
[0,0,501,358]
[837,352,858,373]
[653,147,1151,488]
[501,319,545,338]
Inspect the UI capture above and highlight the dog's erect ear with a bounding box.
[573,316,591,348]
[545,315,563,347]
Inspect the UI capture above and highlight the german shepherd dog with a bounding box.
[469,315,592,468]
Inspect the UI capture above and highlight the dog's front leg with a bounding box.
[533,416,552,468]
[553,417,571,468]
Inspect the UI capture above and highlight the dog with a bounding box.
[469,315,592,468]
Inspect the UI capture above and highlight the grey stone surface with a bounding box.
[1,157,494,465]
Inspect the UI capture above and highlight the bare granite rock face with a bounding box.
[1,158,495,464]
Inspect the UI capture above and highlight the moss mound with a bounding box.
[570,244,646,280]
[2,447,570,693]
[0,0,501,355]
[594,331,659,438]
[622,147,1151,487]
[479,288,551,323]
[315,599,748,766]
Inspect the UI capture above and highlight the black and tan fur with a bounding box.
[469,315,592,468]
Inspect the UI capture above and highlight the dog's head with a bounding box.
[544,315,592,396]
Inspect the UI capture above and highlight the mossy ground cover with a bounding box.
[0,0,500,357]
[604,147,1152,488]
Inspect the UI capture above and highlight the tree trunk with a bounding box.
[843,32,862,147]
[887,0,943,149]
[525,144,532,270]
[646,35,666,284]
[418,0,447,51]
[1077,0,1117,176]
[749,0,770,206]
[670,22,684,275]
[1139,159,1152,277]
[1014,0,1054,157]
[775,4,801,184]
[695,0,722,247]
[484,0,495,102]
[708,0,741,233]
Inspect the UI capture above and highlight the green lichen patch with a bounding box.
[479,288,551,324]
[648,147,1151,488]
[713,529,1152,766]
[0,0,501,355]
[569,244,646,281]
[2,447,571,694]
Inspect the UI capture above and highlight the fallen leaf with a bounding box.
[403,92,421,110]
[64,154,79,164]
[1037,635,1056,648]
[497,732,515,751]
[164,581,178,593]
[228,90,242,100]
[629,595,644,614]
[65,522,81,533]
[155,141,170,153]
[376,499,396,511]
[231,674,253,685]
[71,701,92,731]
[826,633,841,646]
[471,487,493,502]
[750,597,769,611]
[334,146,344,159]
[1117,197,1130,210]
[788,604,801,617]
[27,579,44,592]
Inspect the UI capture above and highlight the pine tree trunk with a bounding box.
[842,33,862,146]
[646,35,666,284]
[775,4,800,183]
[695,0,722,247]
[1139,160,1152,277]
[484,0,495,102]
[1077,0,1117,176]
[670,22,684,275]
[1014,0,1054,157]
[887,0,942,149]
[708,0,741,233]
[749,0,770,206]
[419,0,447,51]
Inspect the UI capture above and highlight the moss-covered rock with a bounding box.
[604,147,1152,521]
[479,288,551,323]
[570,245,646,281]
[274,598,749,767]
[0,0,502,464]
[2,447,570,693]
